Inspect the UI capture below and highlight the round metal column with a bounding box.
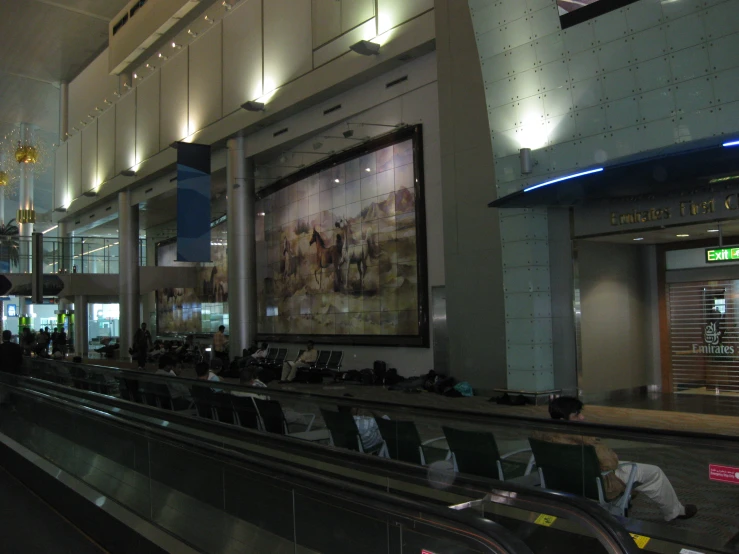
[74,295,88,357]
[226,137,257,359]
[118,191,140,359]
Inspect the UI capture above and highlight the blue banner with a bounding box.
[176,142,211,262]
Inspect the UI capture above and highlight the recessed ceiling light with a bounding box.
[676,234,690,237]
[633,237,644,241]
[334,178,340,183]
[365,167,371,172]
[257,212,266,216]
[707,229,720,233]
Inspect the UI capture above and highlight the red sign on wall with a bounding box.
[709,464,739,484]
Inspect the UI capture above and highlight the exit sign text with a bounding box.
[706,247,739,263]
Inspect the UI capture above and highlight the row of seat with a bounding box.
[32,362,626,517]
[320,410,632,518]
[260,348,344,372]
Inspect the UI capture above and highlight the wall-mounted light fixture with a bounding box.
[350,40,381,56]
[158,53,167,60]
[204,15,214,24]
[54,207,67,213]
[519,148,533,174]
[172,42,182,49]
[82,190,98,198]
[343,129,354,139]
[120,170,137,177]
[187,29,198,37]
[222,1,232,10]
[241,101,265,112]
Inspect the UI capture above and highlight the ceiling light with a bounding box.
[112,91,121,97]
[172,42,181,49]
[103,99,112,105]
[42,225,58,235]
[723,140,739,148]
[204,15,213,23]
[222,1,232,10]
[676,234,690,237]
[350,40,381,56]
[334,179,340,183]
[633,237,644,241]
[133,73,138,79]
[123,82,131,89]
[343,129,354,139]
[257,212,266,216]
[241,101,265,112]
[524,167,604,193]
[365,167,371,172]
[158,53,167,60]
[707,229,720,233]
[187,29,198,37]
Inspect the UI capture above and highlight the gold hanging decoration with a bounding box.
[0,171,8,187]
[15,141,38,164]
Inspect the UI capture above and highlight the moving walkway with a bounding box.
[2,358,733,553]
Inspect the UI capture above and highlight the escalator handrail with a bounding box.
[26,357,739,447]
[9,372,639,554]
[5,382,536,554]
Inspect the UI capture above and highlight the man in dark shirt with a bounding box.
[0,330,24,374]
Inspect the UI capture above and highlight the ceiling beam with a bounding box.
[29,0,111,22]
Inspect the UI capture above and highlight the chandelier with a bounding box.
[15,141,38,164]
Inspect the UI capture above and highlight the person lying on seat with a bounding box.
[538,396,696,522]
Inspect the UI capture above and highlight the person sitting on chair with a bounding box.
[539,396,696,522]
[252,342,269,360]
[232,366,269,400]
[279,341,318,384]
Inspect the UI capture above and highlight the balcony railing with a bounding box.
[0,236,146,275]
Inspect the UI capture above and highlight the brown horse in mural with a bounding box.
[309,227,342,291]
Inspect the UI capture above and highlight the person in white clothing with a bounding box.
[542,397,697,522]
[280,341,318,383]
[252,342,269,360]
[232,366,269,400]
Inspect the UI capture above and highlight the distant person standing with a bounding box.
[132,323,152,369]
[213,325,228,364]
[0,330,23,374]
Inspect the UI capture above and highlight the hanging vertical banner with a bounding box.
[176,142,211,262]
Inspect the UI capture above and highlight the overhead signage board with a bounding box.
[706,247,739,263]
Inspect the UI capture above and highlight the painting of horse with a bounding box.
[309,227,343,291]
[335,217,379,292]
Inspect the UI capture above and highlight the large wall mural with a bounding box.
[155,222,229,335]
[256,125,429,346]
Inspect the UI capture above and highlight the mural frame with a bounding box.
[256,124,430,347]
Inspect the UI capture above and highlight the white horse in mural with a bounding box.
[335,217,378,292]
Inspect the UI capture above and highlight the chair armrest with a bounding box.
[421,436,447,447]
[295,412,315,432]
[500,448,531,460]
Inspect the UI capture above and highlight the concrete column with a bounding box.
[58,221,71,314]
[118,191,140,358]
[60,82,69,143]
[18,124,34,273]
[226,137,257,359]
[74,295,88,357]
[0,191,4,226]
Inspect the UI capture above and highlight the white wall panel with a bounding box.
[67,133,82,201]
[54,142,68,210]
[378,0,433,35]
[189,23,223,134]
[312,0,341,47]
[80,120,98,193]
[223,0,263,115]
[160,48,188,151]
[69,50,119,135]
[97,108,116,184]
[264,0,312,89]
[342,0,374,32]
[136,72,160,164]
[115,91,137,174]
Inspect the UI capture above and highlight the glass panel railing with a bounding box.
[0,385,533,554]
[0,236,145,275]
[14,361,642,554]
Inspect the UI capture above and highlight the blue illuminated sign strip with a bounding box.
[724,140,739,148]
[523,167,604,193]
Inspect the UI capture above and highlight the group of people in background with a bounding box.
[17,326,67,359]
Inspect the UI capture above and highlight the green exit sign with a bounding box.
[706,247,739,263]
